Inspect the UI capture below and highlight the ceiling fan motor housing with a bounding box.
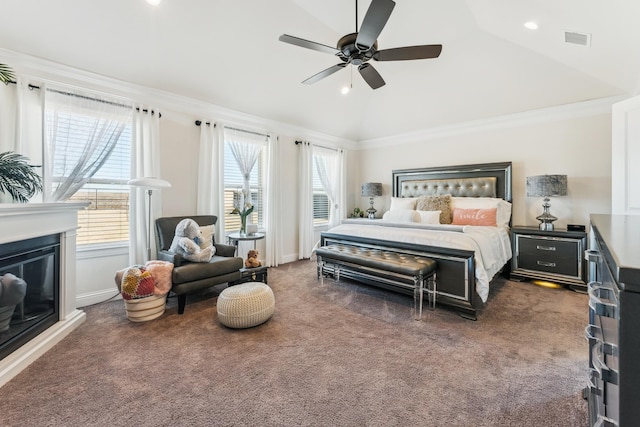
[337,33,377,65]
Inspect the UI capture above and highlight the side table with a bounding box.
[227,232,265,257]
[510,225,587,291]
[230,266,269,286]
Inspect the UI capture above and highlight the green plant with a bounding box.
[0,151,43,202]
[0,63,15,84]
[350,207,365,218]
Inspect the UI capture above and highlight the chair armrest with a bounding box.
[158,250,184,267]
[215,243,237,258]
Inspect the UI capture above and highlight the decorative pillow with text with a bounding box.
[451,208,497,227]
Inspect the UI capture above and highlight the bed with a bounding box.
[318,162,513,320]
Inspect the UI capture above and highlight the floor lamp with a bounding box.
[128,177,171,261]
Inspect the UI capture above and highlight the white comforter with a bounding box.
[325,220,512,302]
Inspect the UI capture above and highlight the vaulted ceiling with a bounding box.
[1,0,638,142]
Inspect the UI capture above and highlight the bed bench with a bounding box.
[315,244,437,320]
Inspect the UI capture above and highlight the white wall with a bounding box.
[354,111,613,229]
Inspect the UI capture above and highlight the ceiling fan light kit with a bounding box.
[279,0,442,90]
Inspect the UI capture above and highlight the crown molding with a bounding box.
[0,48,357,149]
[357,95,629,149]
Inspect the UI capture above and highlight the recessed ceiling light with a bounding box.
[341,86,351,95]
[146,0,162,5]
[524,21,538,30]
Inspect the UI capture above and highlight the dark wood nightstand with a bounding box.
[510,226,587,291]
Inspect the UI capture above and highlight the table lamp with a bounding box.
[361,182,382,219]
[526,174,567,231]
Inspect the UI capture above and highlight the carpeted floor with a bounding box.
[0,260,589,426]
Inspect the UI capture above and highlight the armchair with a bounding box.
[155,215,243,314]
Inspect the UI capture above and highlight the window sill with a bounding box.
[77,242,128,260]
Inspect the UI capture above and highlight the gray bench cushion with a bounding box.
[316,244,437,277]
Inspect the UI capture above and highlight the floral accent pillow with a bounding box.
[416,194,452,224]
[451,208,498,227]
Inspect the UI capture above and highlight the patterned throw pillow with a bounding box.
[416,194,453,224]
[120,266,155,300]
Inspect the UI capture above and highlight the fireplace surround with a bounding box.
[0,202,87,387]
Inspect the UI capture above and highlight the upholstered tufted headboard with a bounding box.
[392,162,512,202]
[400,177,497,198]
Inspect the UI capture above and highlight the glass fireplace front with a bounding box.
[0,234,60,361]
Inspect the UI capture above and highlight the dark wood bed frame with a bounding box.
[320,162,512,320]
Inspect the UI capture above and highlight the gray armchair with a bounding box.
[155,215,243,314]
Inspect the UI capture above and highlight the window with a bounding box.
[222,127,267,233]
[312,159,329,226]
[44,89,133,245]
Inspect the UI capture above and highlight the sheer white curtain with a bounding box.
[298,141,314,259]
[15,80,44,173]
[0,78,17,154]
[43,88,131,202]
[197,121,225,238]
[264,134,281,266]
[129,108,162,265]
[336,148,347,226]
[225,127,265,197]
[0,80,45,202]
[313,146,346,229]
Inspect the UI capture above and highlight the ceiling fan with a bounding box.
[279,0,442,90]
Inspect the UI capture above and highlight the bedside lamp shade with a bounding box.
[361,182,382,219]
[526,175,567,231]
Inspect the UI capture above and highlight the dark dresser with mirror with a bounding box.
[585,214,640,426]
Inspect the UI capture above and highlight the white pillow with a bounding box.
[451,197,512,227]
[199,225,215,249]
[417,210,441,224]
[382,210,420,223]
[389,197,418,211]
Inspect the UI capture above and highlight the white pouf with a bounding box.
[217,282,275,328]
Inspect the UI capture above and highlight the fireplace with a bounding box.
[0,202,87,387]
[0,234,60,360]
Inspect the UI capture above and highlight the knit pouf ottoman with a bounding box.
[217,282,275,329]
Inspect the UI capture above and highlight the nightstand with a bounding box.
[510,226,587,291]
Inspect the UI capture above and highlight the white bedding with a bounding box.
[326,219,512,302]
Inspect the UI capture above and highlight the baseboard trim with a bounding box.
[76,289,121,308]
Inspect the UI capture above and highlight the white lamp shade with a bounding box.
[127,177,171,189]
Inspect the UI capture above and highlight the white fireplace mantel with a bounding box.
[0,202,89,388]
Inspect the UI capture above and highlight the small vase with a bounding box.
[240,216,247,236]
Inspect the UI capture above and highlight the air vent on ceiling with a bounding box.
[564,31,591,47]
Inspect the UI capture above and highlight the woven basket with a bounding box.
[0,304,16,332]
[123,294,166,322]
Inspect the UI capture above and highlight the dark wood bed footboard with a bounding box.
[320,232,478,320]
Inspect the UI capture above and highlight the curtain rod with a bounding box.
[6,81,152,114]
[295,140,341,152]
[194,121,269,138]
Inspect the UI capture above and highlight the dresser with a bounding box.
[585,214,640,426]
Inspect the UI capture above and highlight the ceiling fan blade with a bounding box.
[302,63,347,85]
[358,63,385,89]
[374,44,443,61]
[355,0,395,51]
[279,34,341,56]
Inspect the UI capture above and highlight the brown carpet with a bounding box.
[0,260,588,427]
